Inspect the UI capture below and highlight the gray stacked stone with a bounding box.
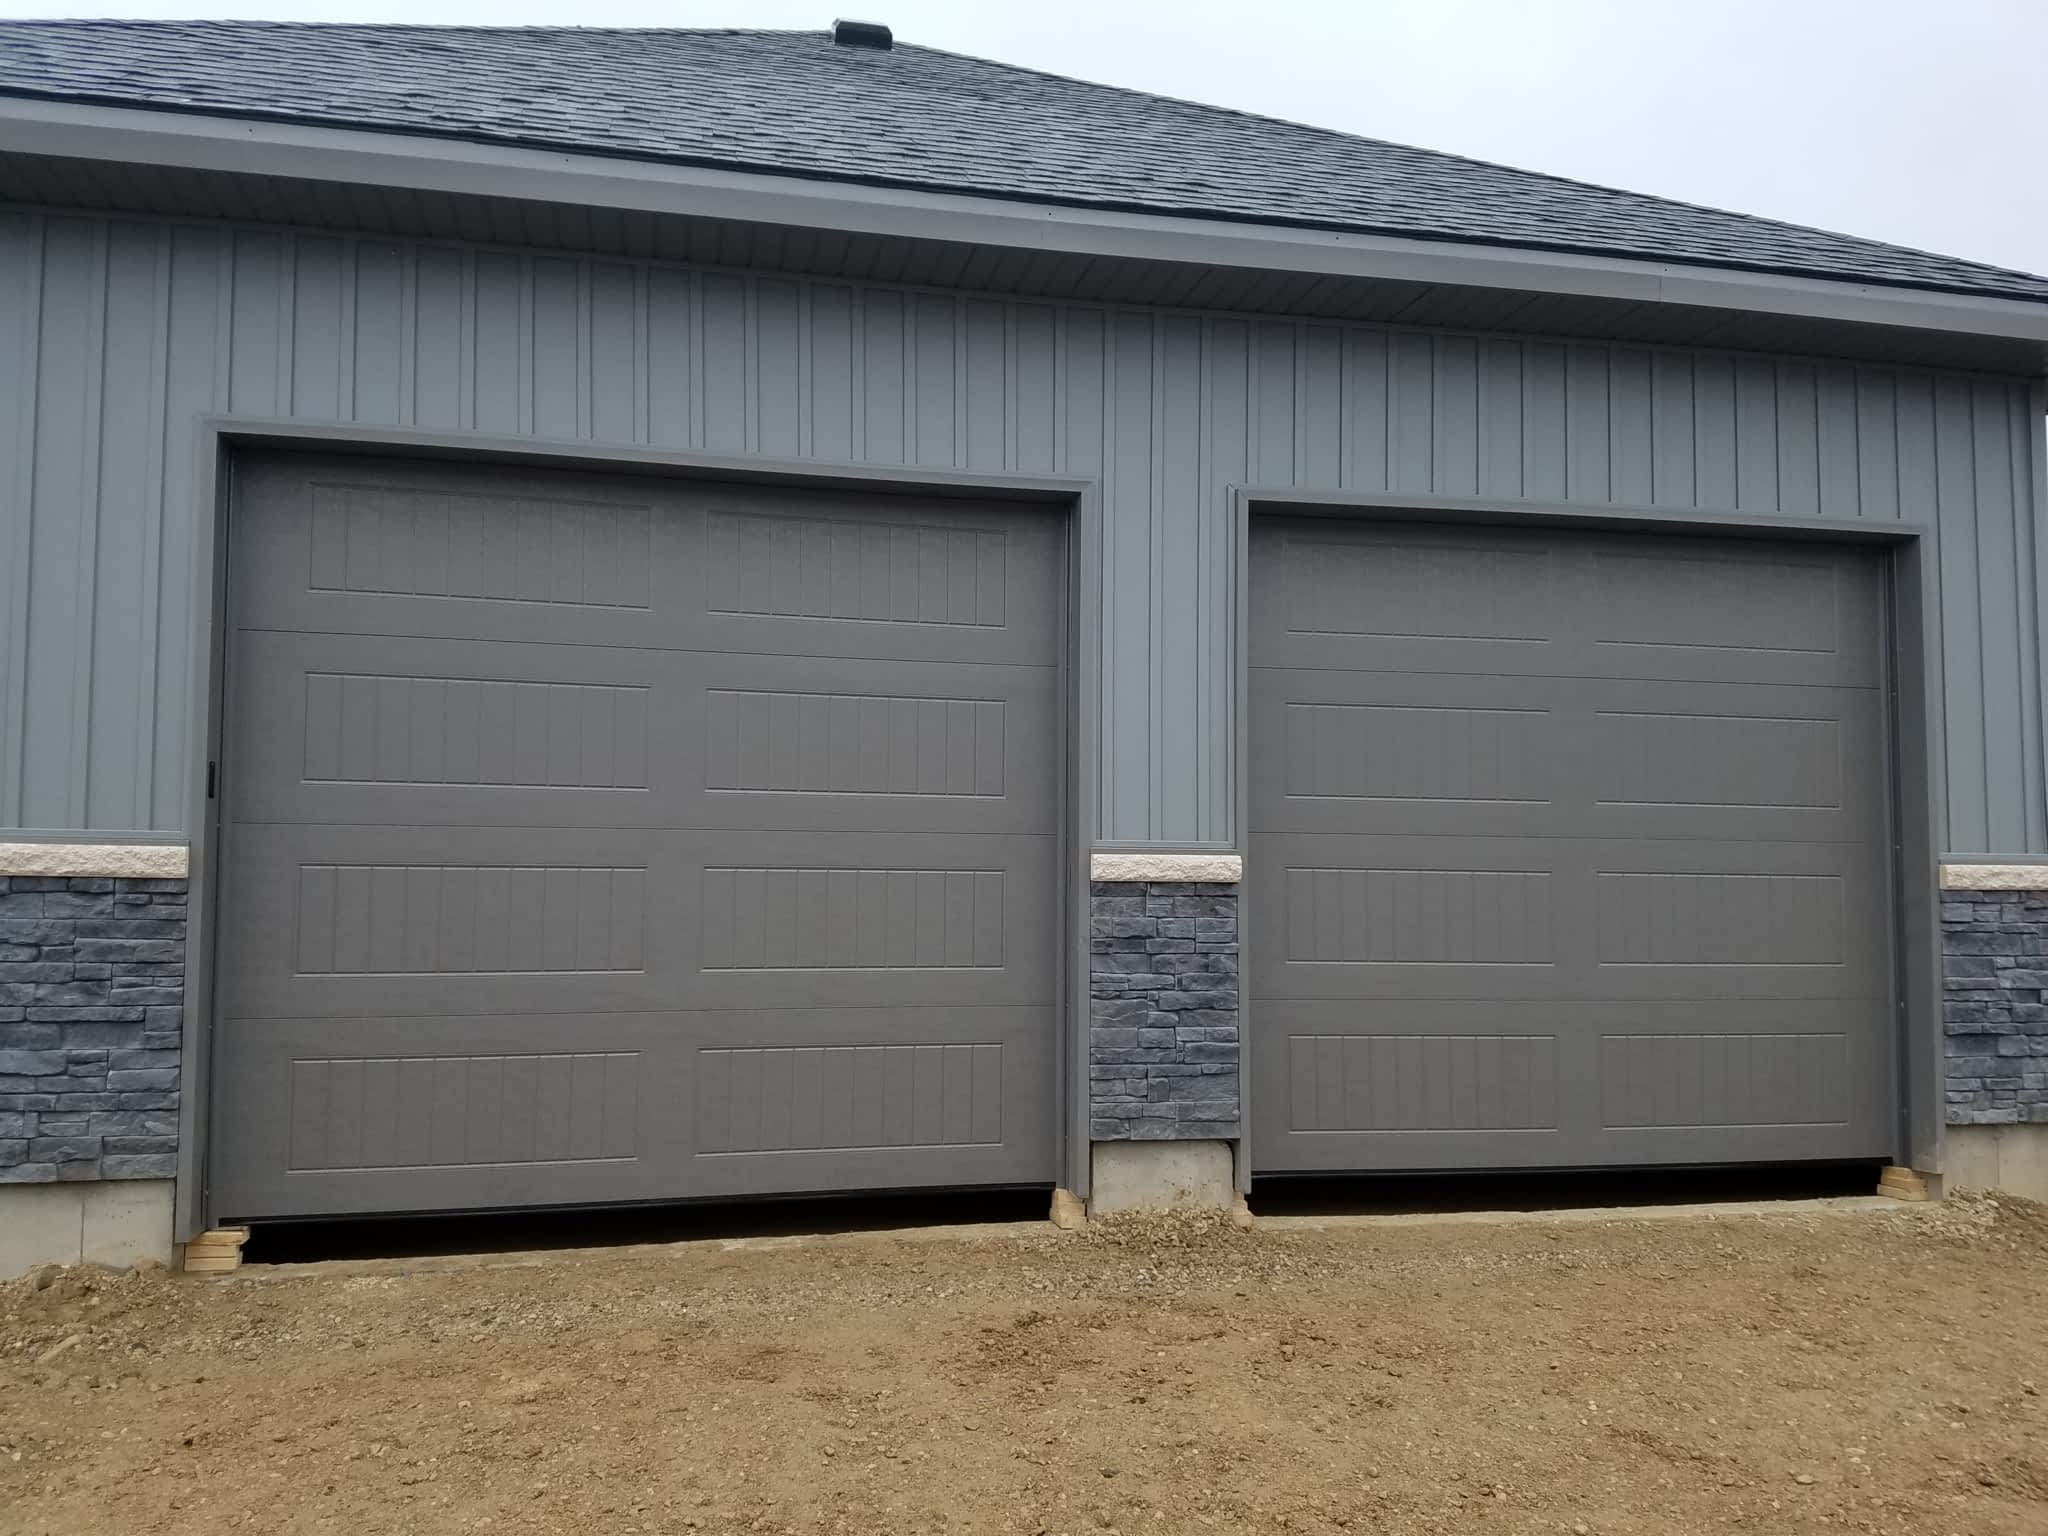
[1089,880,1239,1141]
[1943,888,2048,1126]
[0,875,186,1182]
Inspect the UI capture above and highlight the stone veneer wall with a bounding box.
[7,869,2031,1177]
[1943,887,2048,1127]
[0,876,187,1182]
[1088,881,1239,1141]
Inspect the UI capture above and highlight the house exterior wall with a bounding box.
[2,206,2045,854]
[3,200,2048,1246]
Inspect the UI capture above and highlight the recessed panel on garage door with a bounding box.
[211,454,1064,1219]
[1247,517,1895,1172]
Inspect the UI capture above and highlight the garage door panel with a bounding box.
[1588,852,1890,997]
[688,838,1058,1010]
[688,485,1066,665]
[1256,1020,1566,1144]
[684,1004,1056,1196]
[1250,998,1580,1168]
[1248,517,1896,1173]
[1582,837,1884,989]
[1249,996,1891,1168]
[1250,686,1883,845]
[1584,684,1885,841]
[1250,853,1568,1000]
[229,632,681,828]
[1594,1017,1889,1139]
[1254,856,1560,966]
[1252,836,1885,1000]
[230,456,679,649]
[225,826,1058,1018]
[212,992,1061,1219]
[218,823,686,1018]
[210,1008,694,1218]
[1582,541,1886,689]
[1250,520,1884,689]
[1249,519,1564,674]
[231,635,1056,834]
[691,652,1058,831]
[1249,668,1563,835]
[234,458,1064,667]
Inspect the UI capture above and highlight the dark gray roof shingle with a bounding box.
[3,20,2044,305]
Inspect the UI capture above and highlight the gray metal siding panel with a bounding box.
[0,209,2043,849]
[26,217,105,829]
[2017,386,2048,855]
[0,211,35,830]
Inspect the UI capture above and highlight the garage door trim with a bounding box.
[1227,485,1943,1185]
[177,419,1102,1237]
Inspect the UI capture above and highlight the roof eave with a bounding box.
[3,93,2046,361]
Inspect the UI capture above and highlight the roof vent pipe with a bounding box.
[832,18,893,48]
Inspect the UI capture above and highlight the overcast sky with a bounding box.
[2,0,2041,279]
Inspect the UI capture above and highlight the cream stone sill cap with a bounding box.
[0,842,189,878]
[1941,863,2048,892]
[1091,852,1241,883]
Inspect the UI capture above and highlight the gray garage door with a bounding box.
[1248,516,1895,1173]
[211,453,1063,1219]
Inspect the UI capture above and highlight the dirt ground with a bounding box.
[4,1196,2048,1536]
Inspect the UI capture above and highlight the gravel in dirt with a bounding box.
[4,1195,2048,1535]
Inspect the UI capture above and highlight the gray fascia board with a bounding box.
[3,95,2047,354]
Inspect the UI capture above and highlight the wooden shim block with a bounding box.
[185,1226,249,1248]
[1049,1188,1087,1231]
[182,1227,251,1273]
[1878,1167,1931,1201]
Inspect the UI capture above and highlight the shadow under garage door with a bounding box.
[1247,516,1897,1174]
[210,453,1064,1220]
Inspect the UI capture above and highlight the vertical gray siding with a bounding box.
[0,208,2043,851]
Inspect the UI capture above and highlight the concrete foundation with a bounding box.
[1945,1125,2048,1201]
[0,1179,175,1277]
[1089,1138,1237,1214]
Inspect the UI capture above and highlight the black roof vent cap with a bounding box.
[832,18,893,49]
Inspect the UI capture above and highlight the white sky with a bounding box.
[2,0,2042,278]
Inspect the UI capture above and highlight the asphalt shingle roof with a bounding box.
[2,20,2044,305]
